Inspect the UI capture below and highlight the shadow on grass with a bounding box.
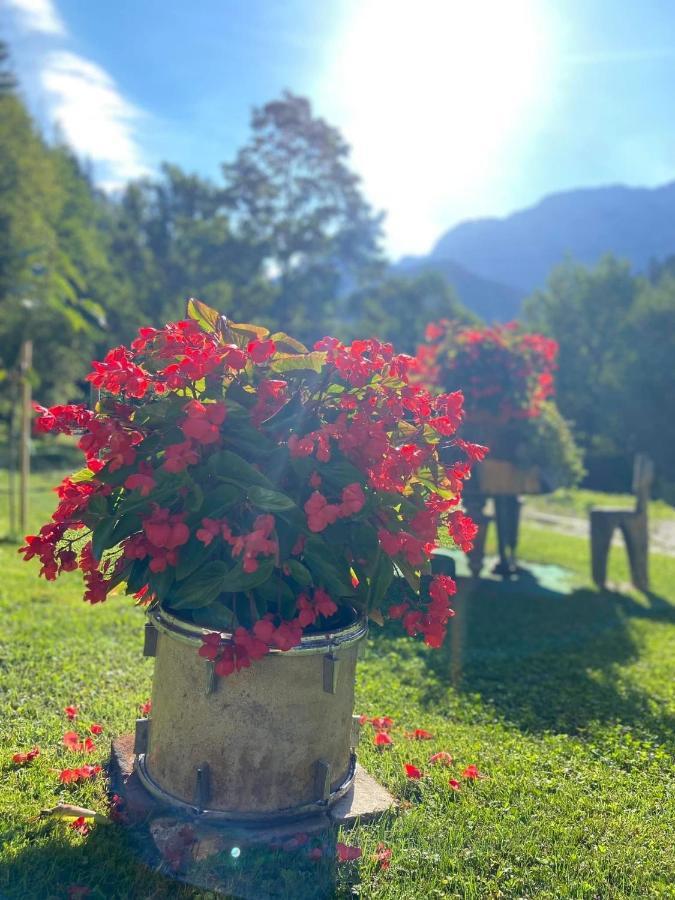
[0,817,346,900]
[376,573,675,752]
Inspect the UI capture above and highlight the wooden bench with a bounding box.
[589,454,654,592]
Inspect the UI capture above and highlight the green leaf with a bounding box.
[303,539,355,599]
[207,449,276,489]
[200,483,242,516]
[269,332,309,353]
[109,512,142,546]
[285,559,313,587]
[91,518,116,562]
[169,561,231,610]
[126,559,149,594]
[148,567,175,602]
[191,602,235,630]
[269,351,326,374]
[247,485,296,511]
[175,537,213,581]
[367,551,395,609]
[229,320,271,341]
[186,297,222,334]
[219,558,275,593]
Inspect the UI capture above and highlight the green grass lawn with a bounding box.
[525,486,675,522]
[1,472,674,898]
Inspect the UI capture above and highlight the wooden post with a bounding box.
[19,339,32,535]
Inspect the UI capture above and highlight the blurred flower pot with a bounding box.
[475,459,543,496]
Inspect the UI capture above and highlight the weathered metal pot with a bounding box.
[135,604,367,823]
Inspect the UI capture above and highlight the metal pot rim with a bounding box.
[148,602,368,654]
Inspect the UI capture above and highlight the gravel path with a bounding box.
[521,507,675,557]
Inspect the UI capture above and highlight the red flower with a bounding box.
[373,732,393,748]
[404,763,423,779]
[429,751,453,766]
[336,842,362,862]
[90,724,103,735]
[180,399,226,445]
[248,339,276,364]
[139,699,152,716]
[198,631,222,660]
[373,843,392,870]
[82,737,96,753]
[461,764,485,780]
[64,706,78,720]
[448,778,461,791]
[69,816,91,836]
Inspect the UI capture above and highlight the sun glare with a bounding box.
[324,0,552,257]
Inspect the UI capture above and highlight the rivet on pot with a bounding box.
[322,653,340,694]
[314,759,331,801]
[204,660,216,695]
[134,717,149,755]
[194,762,211,811]
[143,622,158,657]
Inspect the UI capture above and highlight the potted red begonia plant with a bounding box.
[22,300,480,821]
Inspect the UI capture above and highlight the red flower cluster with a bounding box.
[22,300,482,676]
[419,320,558,424]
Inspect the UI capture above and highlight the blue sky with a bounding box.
[5,0,675,259]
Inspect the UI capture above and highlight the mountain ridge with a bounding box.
[396,180,675,320]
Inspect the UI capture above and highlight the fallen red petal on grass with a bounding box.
[404,763,423,779]
[63,732,83,752]
[448,778,461,791]
[373,842,392,870]
[139,699,152,716]
[336,842,362,862]
[405,728,434,740]
[13,747,40,764]
[69,816,90,836]
[58,765,102,784]
[370,716,394,731]
[461,764,485,780]
[429,751,453,766]
[89,723,103,735]
[64,706,78,720]
[373,732,393,747]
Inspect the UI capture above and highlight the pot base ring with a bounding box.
[135,751,358,826]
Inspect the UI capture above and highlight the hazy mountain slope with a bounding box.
[393,255,522,321]
[430,182,675,294]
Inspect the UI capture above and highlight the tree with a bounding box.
[523,256,639,489]
[346,271,476,353]
[0,41,16,96]
[221,92,385,343]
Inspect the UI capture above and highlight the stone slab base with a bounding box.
[109,735,395,898]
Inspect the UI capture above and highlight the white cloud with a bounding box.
[40,51,151,186]
[4,0,66,36]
